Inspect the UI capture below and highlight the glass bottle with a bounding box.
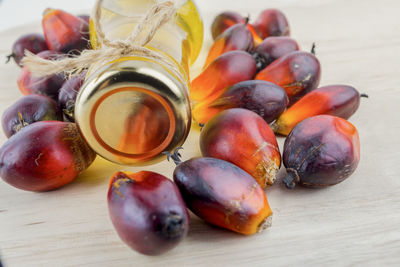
[75,0,203,165]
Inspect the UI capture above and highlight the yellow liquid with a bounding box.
[89,0,203,78]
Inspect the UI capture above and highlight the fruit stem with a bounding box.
[257,214,273,233]
[244,15,250,25]
[63,100,75,120]
[163,147,183,166]
[311,42,316,55]
[360,93,369,98]
[5,53,15,64]
[270,122,279,134]
[43,8,54,17]
[283,168,300,189]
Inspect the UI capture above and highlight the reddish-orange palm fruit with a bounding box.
[253,36,300,70]
[17,50,66,101]
[191,51,257,103]
[255,51,321,106]
[211,11,245,40]
[192,80,288,125]
[204,23,254,69]
[42,8,90,53]
[247,24,263,46]
[211,12,263,46]
[108,171,189,255]
[0,121,96,192]
[283,115,360,188]
[253,9,290,39]
[200,108,281,188]
[273,85,363,136]
[173,157,272,235]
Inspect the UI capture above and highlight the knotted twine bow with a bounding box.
[22,0,185,84]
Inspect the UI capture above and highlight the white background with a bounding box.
[0,0,96,31]
[0,0,328,32]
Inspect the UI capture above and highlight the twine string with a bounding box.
[22,0,185,84]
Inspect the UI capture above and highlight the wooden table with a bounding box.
[1,0,399,266]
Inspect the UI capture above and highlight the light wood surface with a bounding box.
[1,0,400,266]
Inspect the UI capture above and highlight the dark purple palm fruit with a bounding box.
[58,71,86,122]
[2,94,63,138]
[17,50,67,101]
[6,33,49,67]
[253,37,300,70]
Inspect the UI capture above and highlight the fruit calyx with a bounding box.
[252,52,267,71]
[283,168,300,189]
[257,214,273,233]
[13,112,29,133]
[161,213,185,239]
[163,147,184,165]
[43,8,55,17]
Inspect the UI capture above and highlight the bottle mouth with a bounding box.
[89,86,176,162]
[75,58,191,165]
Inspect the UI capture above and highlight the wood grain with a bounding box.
[1,0,400,266]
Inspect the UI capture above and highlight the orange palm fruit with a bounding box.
[192,80,288,125]
[247,24,263,46]
[173,157,273,235]
[211,11,245,39]
[42,8,89,53]
[204,23,254,68]
[200,108,281,188]
[255,51,321,106]
[190,51,257,103]
[273,85,363,136]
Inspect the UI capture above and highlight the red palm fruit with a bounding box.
[253,9,290,39]
[108,171,189,255]
[6,33,48,67]
[17,50,66,101]
[173,156,272,235]
[58,71,86,122]
[42,8,90,53]
[0,121,96,192]
[200,108,281,188]
[283,115,360,189]
[273,85,364,136]
[253,37,300,70]
[255,51,321,106]
[204,23,254,68]
[2,94,63,138]
[211,11,245,40]
[192,80,288,125]
[191,51,257,103]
